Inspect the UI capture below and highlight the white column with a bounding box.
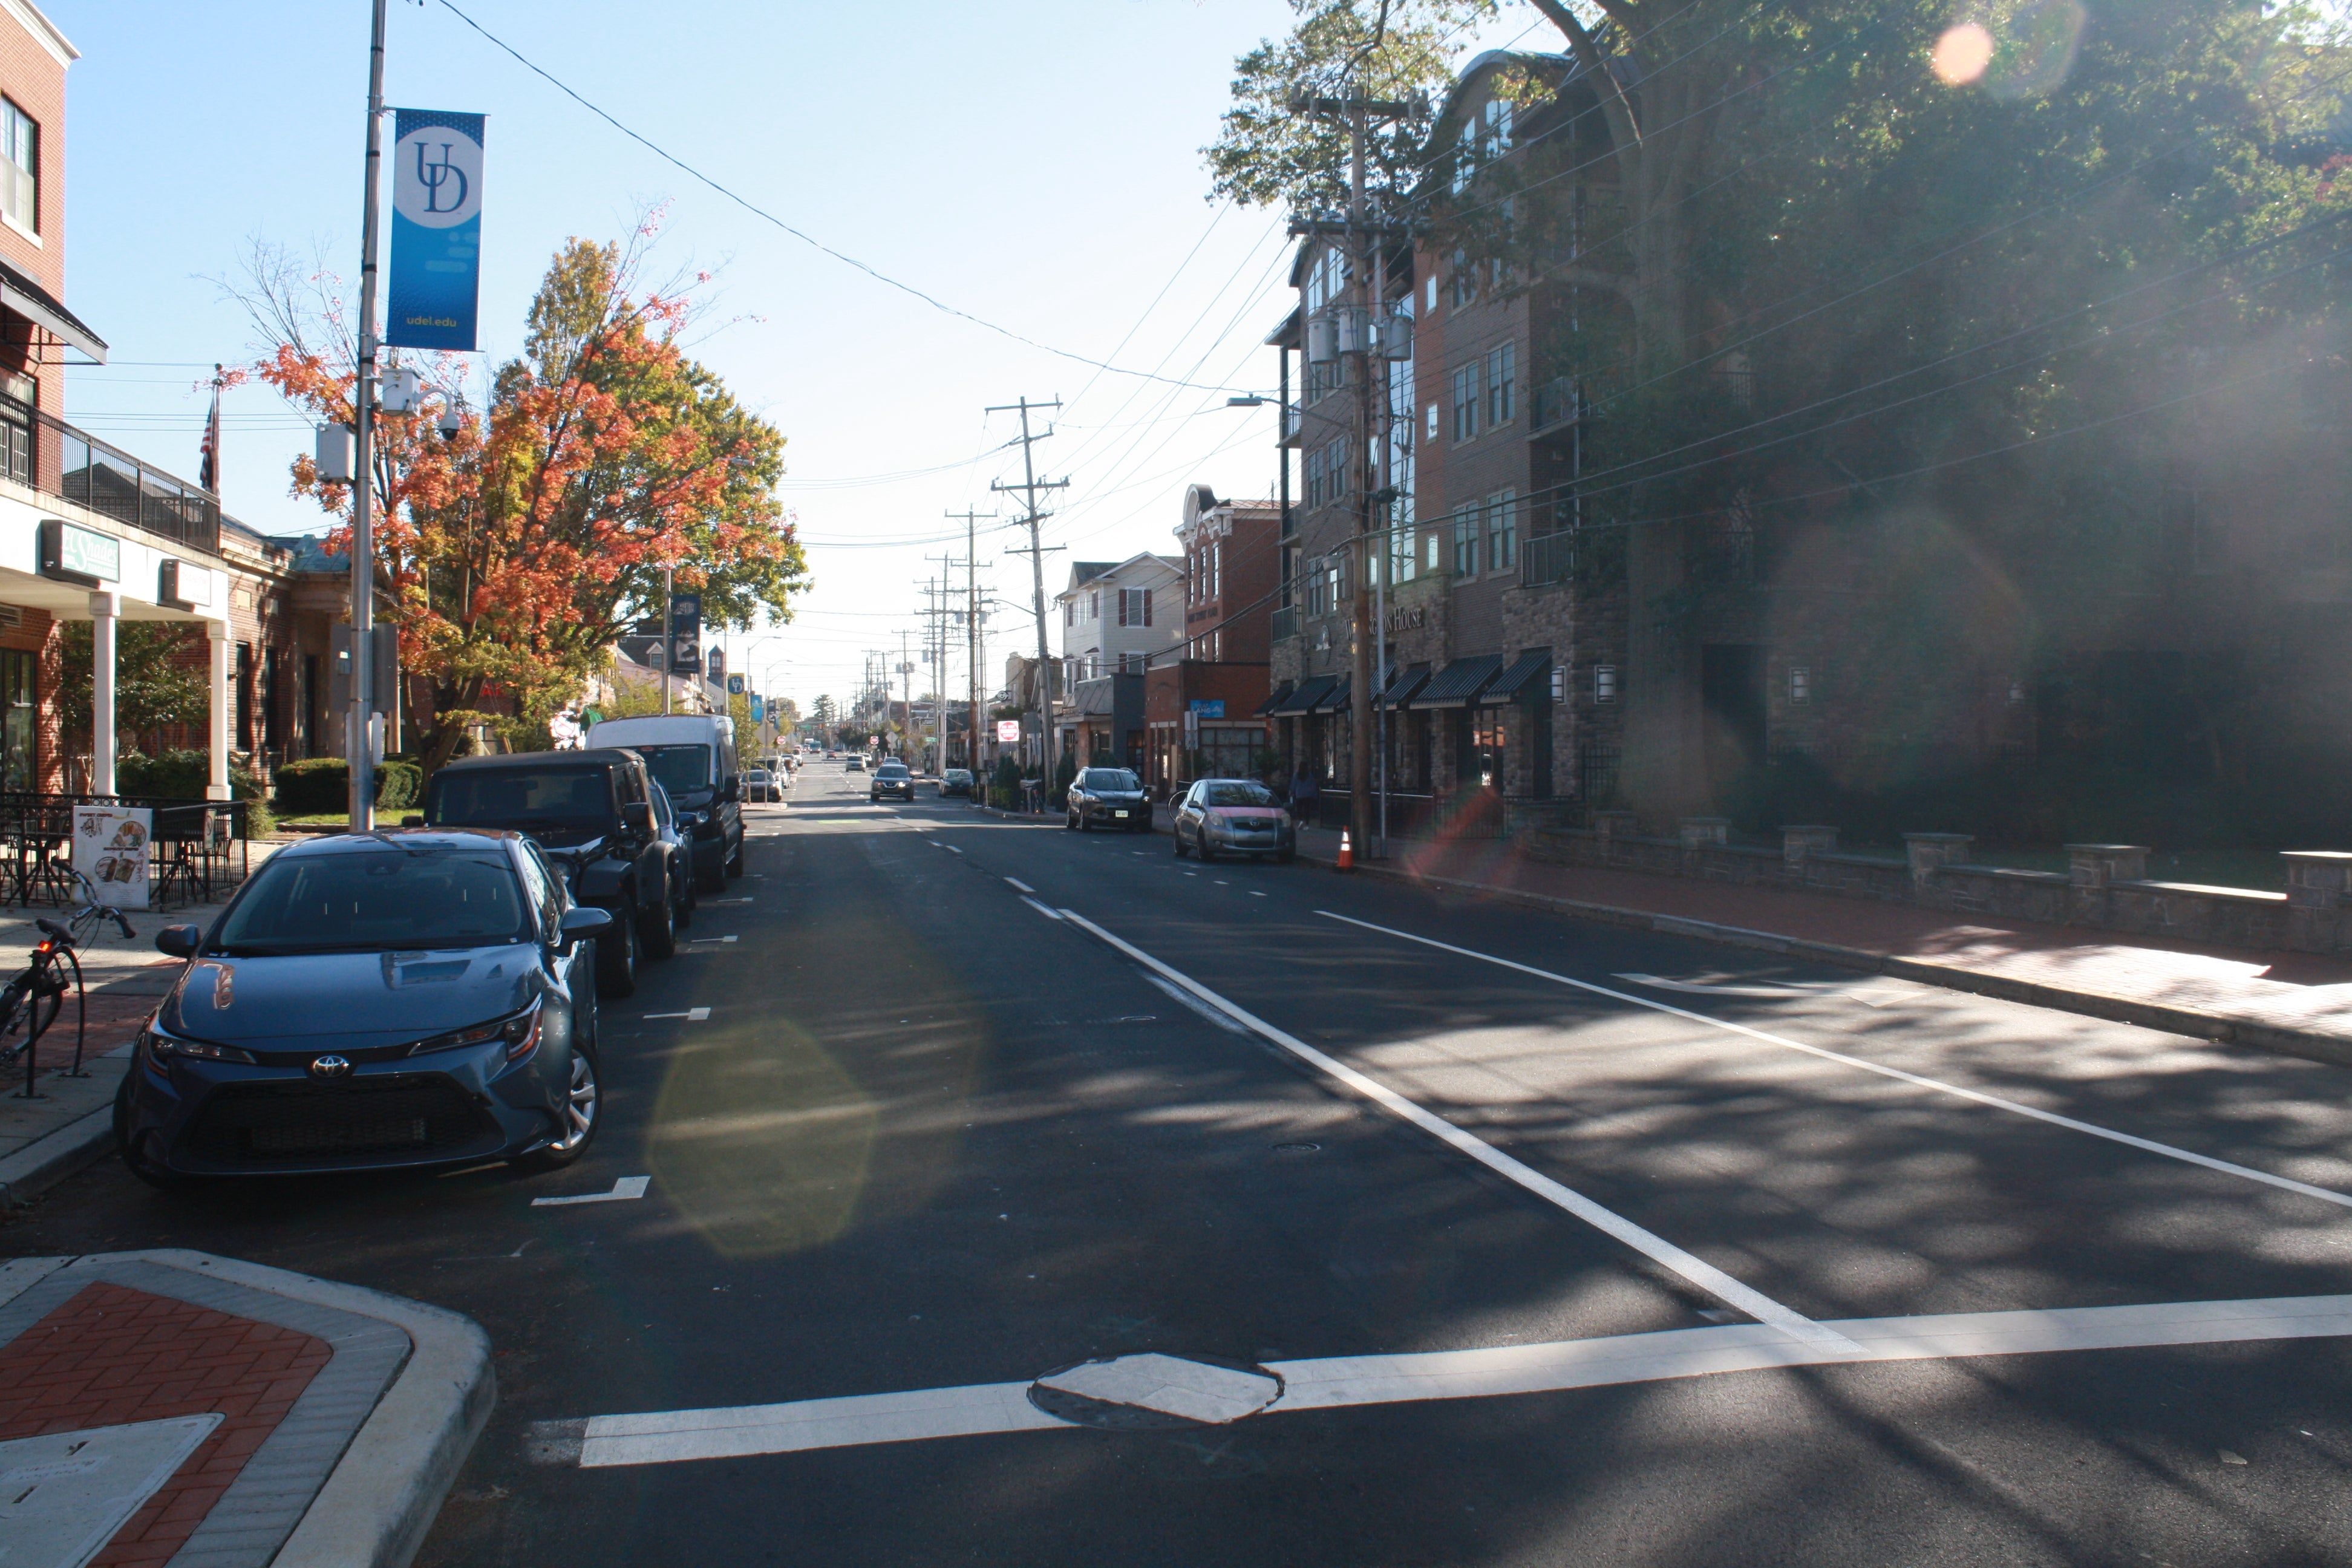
[207,624,232,801]
[88,590,118,797]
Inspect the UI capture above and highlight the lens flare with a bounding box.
[1932,23,1994,85]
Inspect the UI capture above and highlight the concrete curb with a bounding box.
[57,1249,495,1568]
[1312,853,2352,1071]
[0,1088,121,1210]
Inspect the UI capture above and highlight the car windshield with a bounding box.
[946,770,972,782]
[877,764,909,777]
[1201,782,1275,808]
[1082,769,1140,791]
[430,767,612,828]
[213,846,532,953]
[632,743,714,797]
[746,770,770,782]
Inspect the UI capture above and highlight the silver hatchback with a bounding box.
[1171,779,1295,863]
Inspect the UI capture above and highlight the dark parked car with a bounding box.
[113,831,610,1187]
[870,761,915,802]
[939,768,975,797]
[418,748,678,997]
[1172,778,1295,862]
[1067,766,1151,832]
[648,780,696,933]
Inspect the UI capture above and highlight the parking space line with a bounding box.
[1321,911,2352,1212]
[645,1007,711,1021]
[1004,877,1036,893]
[689,936,740,944]
[1019,897,1063,922]
[532,1175,652,1208]
[548,1292,2352,1467]
[1056,907,1856,1352]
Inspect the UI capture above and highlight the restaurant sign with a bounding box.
[40,519,121,586]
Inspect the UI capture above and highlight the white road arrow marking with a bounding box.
[644,1007,711,1021]
[689,936,740,944]
[532,1175,651,1208]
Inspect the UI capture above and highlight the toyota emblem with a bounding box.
[309,1054,353,1080]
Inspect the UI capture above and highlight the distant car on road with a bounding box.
[1172,778,1295,863]
[420,748,679,996]
[939,768,975,797]
[116,830,610,1187]
[744,768,783,802]
[871,761,915,802]
[1067,766,1151,832]
[846,755,866,772]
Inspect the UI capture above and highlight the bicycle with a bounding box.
[1,866,134,1098]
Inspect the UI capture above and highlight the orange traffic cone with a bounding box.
[1337,827,1354,871]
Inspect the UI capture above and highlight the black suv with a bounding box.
[870,761,914,802]
[419,749,679,997]
[1066,766,1151,832]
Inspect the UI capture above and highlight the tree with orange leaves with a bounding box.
[241,227,807,775]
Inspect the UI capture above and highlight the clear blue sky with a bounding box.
[42,0,1534,709]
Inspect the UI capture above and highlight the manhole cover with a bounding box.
[1272,1142,1321,1155]
[1028,1353,1284,1430]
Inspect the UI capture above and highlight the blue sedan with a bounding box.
[113,830,612,1186]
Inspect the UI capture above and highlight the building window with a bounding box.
[1304,557,1329,618]
[1117,587,1152,627]
[1424,402,1438,443]
[1087,590,1100,623]
[1594,664,1619,703]
[1487,342,1516,427]
[1209,541,1221,601]
[1304,245,1345,313]
[0,100,37,236]
[1789,665,1811,704]
[1451,508,1480,578]
[1451,362,1481,442]
[0,392,28,486]
[1486,491,1517,573]
[0,648,31,789]
[1122,652,1148,675]
[1064,598,1075,628]
[1425,275,1438,313]
[235,644,254,751]
[1549,665,1566,704]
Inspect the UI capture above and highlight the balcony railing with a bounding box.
[1270,604,1298,643]
[1530,377,1581,437]
[22,408,223,555]
[1522,529,1576,588]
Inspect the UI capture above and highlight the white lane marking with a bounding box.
[690,935,740,944]
[1056,907,1855,1352]
[1616,973,1847,999]
[708,897,756,904]
[1004,877,1036,893]
[946,846,964,855]
[1323,912,2352,1212]
[532,1175,652,1207]
[1037,1354,1280,1423]
[1250,891,1267,898]
[560,1292,2352,1466]
[1144,972,1250,1036]
[1019,897,1063,922]
[578,1382,1062,1468]
[645,1007,712,1021]
[1214,880,1230,886]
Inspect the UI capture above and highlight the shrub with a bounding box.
[116,750,275,838]
[272,756,421,816]
[989,754,1022,809]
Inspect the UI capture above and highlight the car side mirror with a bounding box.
[621,802,655,834]
[557,905,615,953]
[155,924,202,959]
[722,777,742,802]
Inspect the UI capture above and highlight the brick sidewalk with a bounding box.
[1269,818,2352,1054]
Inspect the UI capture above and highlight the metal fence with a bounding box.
[33,410,223,555]
[1522,530,1576,588]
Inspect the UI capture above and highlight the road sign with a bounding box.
[996,719,1021,744]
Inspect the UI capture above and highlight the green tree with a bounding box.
[57,622,211,762]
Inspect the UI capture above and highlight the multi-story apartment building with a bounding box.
[1140,482,1279,790]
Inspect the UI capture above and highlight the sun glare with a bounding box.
[1933,22,1995,85]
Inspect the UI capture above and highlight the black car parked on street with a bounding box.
[1066,766,1151,832]
[417,748,679,997]
[114,830,610,1186]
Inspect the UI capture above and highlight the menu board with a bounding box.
[74,805,152,910]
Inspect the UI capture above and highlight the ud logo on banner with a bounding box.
[387,109,486,351]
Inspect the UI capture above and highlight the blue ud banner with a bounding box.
[387,109,486,350]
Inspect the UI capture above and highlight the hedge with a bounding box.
[115,750,275,838]
[272,756,421,817]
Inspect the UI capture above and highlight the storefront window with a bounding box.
[1470,711,1508,790]
[1,648,34,790]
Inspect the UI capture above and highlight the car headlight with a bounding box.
[140,1021,255,1065]
[408,999,544,1062]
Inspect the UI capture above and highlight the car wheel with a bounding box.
[513,1043,601,1172]
[114,1070,191,1191]
[1198,835,1217,864]
[1066,809,1079,831]
[595,915,639,998]
[639,881,676,961]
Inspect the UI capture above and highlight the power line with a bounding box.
[433,0,1250,393]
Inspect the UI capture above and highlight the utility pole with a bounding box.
[346,0,388,829]
[1296,91,1417,863]
[948,509,990,775]
[989,399,1067,800]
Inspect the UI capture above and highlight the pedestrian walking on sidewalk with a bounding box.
[1289,763,1320,829]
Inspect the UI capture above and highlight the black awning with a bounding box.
[1413,653,1505,709]
[1377,662,1431,709]
[1253,681,1294,717]
[1310,675,1351,714]
[1482,649,1552,704]
[1266,673,1336,716]
[0,256,105,363]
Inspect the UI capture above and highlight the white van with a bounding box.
[586,714,744,892]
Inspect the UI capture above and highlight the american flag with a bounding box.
[197,364,221,492]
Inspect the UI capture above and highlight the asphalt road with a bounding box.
[9,761,2352,1566]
